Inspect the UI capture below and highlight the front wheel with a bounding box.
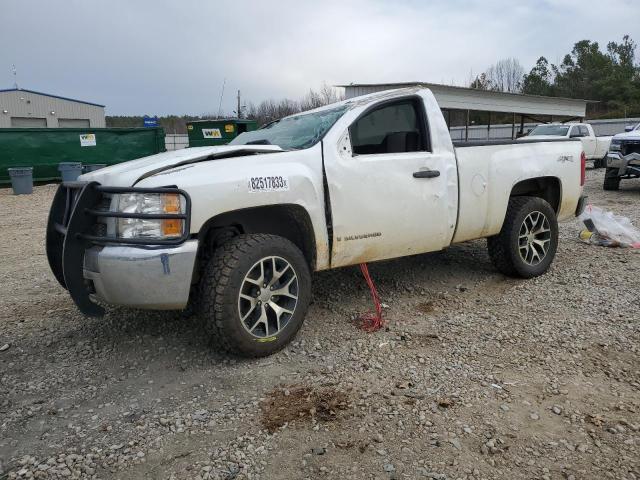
[199,234,311,357]
[487,196,559,278]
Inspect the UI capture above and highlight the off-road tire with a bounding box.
[199,233,311,357]
[487,196,559,278]
[603,168,621,191]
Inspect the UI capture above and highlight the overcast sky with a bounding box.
[1,0,638,116]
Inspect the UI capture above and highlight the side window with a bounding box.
[350,100,427,155]
[579,126,590,137]
[569,126,579,137]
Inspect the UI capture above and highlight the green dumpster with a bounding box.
[0,127,166,185]
[187,119,257,147]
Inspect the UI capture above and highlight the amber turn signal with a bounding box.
[162,194,183,237]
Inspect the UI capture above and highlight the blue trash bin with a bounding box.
[83,164,107,173]
[8,167,34,195]
[58,162,83,182]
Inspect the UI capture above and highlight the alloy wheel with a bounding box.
[518,211,551,266]
[237,256,299,338]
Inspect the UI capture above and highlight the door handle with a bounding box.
[413,169,440,179]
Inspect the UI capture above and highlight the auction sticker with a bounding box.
[202,128,222,139]
[248,175,289,193]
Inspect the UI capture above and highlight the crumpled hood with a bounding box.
[79,144,284,187]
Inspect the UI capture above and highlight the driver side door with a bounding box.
[323,97,457,267]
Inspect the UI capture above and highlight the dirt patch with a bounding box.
[436,396,456,408]
[415,300,435,313]
[260,384,350,433]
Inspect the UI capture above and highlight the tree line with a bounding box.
[244,83,343,127]
[106,115,203,134]
[470,35,640,118]
[106,83,343,133]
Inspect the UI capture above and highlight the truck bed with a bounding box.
[451,138,583,244]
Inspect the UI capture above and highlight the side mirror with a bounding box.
[625,126,634,132]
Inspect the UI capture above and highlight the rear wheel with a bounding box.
[199,234,311,357]
[603,168,620,191]
[488,196,558,278]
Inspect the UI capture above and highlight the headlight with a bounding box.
[115,193,186,239]
[609,140,622,152]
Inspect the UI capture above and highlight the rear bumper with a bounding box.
[84,241,198,309]
[607,152,640,176]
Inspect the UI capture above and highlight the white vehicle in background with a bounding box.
[604,123,640,190]
[522,123,612,168]
[47,87,586,357]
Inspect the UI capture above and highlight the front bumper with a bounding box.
[606,152,640,176]
[46,181,194,316]
[84,241,198,309]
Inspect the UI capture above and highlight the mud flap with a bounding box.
[575,195,587,217]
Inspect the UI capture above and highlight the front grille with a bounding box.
[93,222,107,238]
[622,140,640,156]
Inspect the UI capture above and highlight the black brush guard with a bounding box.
[46,182,191,317]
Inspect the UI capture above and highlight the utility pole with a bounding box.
[237,90,242,119]
[217,77,226,118]
[12,64,18,89]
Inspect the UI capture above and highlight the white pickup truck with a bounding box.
[47,88,586,357]
[604,123,640,190]
[523,123,612,168]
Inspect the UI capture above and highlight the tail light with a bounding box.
[580,151,586,186]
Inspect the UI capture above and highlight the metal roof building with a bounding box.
[339,82,593,140]
[0,88,105,128]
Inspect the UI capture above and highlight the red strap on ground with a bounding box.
[357,263,385,332]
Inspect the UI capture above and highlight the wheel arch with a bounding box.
[509,176,562,213]
[195,204,317,272]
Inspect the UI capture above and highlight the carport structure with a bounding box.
[339,82,593,140]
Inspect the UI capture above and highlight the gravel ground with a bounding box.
[1,169,639,480]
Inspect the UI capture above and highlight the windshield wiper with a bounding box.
[246,139,272,145]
